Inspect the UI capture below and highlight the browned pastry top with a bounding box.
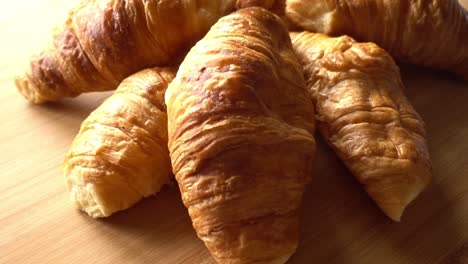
[292,32,432,221]
[286,0,468,78]
[166,7,316,263]
[64,67,175,218]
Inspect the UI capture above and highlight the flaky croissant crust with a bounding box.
[166,7,316,264]
[286,0,468,78]
[291,32,432,221]
[64,67,174,218]
[15,0,241,103]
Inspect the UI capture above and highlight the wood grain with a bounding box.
[0,1,467,263]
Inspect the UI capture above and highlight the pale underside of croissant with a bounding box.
[286,0,468,79]
[291,32,432,221]
[15,0,245,104]
[63,67,174,218]
[166,7,316,264]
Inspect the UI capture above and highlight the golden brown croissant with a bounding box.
[63,67,174,218]
[285,0,468,78]
[15,0,244,104]
[291,32,432,221]
[166,8,316,263]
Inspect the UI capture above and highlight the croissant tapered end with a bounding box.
[64,162,148,218]
[15,74,47,104]
[369,181,427,222]
[204,215,299,263]
[65,167,163,218]
[15,50,83,104]
[65,173,117,218]
[364,163,432,222]
[377,202,407,223]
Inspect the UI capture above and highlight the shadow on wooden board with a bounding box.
[95,185,214,264]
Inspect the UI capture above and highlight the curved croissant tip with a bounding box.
[370,166,431,222]
[68,181,109,218]
[379,203,404,222]
[289,31,300,41]
[15,75,47,104]
[65,166,109,218]
[376,186,424,222]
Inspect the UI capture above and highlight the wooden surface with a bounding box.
[1,1,468,263]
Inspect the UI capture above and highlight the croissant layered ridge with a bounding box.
[166,8,316,263]
[64,67,174,218]
[286,0,468,78]
[15,0,243,103]
[291,32,432,221]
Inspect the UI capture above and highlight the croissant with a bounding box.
[63,67,174,218]
[166,8,316,263]
[15,0,243,104]
[291,32,432,221]
[285,0,468,79]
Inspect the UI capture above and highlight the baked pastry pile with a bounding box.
[16,0,467,263]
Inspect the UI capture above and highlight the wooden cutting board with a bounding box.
[1,1,467,263]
